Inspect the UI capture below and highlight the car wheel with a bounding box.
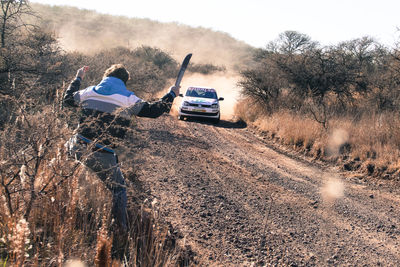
[213,116,220,124]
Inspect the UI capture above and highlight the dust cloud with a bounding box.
[54,15,251,70]
[320,174,345,204]
[31,3,252,70]
[168,72,241,121]
[327,129,349,157]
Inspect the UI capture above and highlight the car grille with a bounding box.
[188,103,212,108]
[181,110,219,116]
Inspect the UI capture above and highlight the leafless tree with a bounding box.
[266,30,318,55]
[0,0,36,48]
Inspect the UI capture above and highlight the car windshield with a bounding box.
[186,88,217,99]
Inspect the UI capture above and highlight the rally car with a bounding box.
[178,86,224,123]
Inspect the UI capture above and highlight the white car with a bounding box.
[178,86,224,123]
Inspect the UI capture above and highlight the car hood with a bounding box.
[183,97,218,105]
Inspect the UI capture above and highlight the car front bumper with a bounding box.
[179,107,220,118]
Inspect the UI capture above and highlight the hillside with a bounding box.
[31,3,255,71]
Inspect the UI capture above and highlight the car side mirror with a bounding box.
[179,94,183,97]
[218,97,224,101]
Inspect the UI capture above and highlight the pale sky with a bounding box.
[30,0,400,48]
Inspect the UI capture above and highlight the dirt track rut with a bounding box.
[124,115,400,266]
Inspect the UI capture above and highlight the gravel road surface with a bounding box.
[123,115,400,266]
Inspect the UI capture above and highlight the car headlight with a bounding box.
[211,103,219,109]
[183,101,190,106]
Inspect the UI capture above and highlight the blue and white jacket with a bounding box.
[63,76,175,147]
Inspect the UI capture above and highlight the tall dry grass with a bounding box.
[235,99,400,178]
[1,151,190,266]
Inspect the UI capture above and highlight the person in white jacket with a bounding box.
[63,64,179,239]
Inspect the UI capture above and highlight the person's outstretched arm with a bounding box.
[126,86,180,118]
[63,66,89,107]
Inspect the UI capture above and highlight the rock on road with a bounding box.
[123,115,400,266]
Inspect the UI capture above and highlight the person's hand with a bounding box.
[169,85,180,97]
[76,66,89,80]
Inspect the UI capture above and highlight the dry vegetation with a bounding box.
[236,31,400,179]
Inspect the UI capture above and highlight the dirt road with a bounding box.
[124,115,400,266]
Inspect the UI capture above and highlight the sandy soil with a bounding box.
[122,114,400,266]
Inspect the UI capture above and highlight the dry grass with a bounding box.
[254,111,324,151]
[235,100,400,179]
[1,145,191,266]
